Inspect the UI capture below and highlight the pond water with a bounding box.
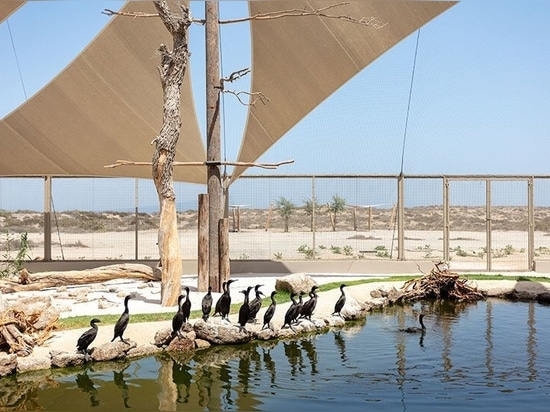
[2,298,550,411]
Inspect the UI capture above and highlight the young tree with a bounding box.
[327,194,347,231]
[276,196,296,232]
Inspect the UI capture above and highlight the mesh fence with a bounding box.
[2,175,550,271]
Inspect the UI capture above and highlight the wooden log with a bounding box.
[219,218,230,291]
[197,193,209,292]
[0,264,158,293]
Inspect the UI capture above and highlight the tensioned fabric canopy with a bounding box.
[1,1,456,184]
[0,1,24,23]
[232,0,456,183]
[0,1,207,183]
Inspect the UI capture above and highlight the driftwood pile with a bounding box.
[397,262,486,303]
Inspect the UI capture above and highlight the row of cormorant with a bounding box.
[78,282,426,356]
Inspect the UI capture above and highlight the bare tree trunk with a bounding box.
[152,1,191,306]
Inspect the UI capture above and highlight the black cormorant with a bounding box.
[213,281,227,317]
[201,286,213,321]
[112,295,131,343]
[238,286,254,331]
[247,284,264,323]
[300,285,319,321]
[77,318,101,355]
[261,291,278,331]
[294,291,306,322]
[332,284,346,318]
[282,292,299,332]
[400,313,426,333]
[217,279,237,321]
[172,294,185,338]
[181,286,191,324]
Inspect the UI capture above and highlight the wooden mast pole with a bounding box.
[205,1,223,293]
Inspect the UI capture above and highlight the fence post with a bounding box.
[312,175,316,253]
[397,174,405,260]
[443,177,449,261]
[486,179,492,271]
[43,176,52,261]
[528,177,535,270]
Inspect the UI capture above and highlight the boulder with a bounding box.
[275,273,318,294]
[193,319,251,345]
[17,355,51,373]
[154,327,173,347]
[0,353,17,377]
[50,351,86,368]
[91,340,137,362]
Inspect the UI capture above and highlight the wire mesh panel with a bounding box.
[447,179,487,271]
[534,177,550,262]
[0,178,44,261]
[490,180,529,271]
[402,178,444,263]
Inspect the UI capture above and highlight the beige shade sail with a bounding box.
[0,1,24,23]
[0,1,206,183]
[231,0,457,183]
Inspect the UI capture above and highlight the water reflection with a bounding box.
[75,369,100,407]
[1,300,550,411]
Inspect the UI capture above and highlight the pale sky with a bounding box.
[1,0,549,211]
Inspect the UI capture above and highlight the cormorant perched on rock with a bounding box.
[300,285,319,321]
[332,284,346,318]
[400,314,426,333]
[238,286,254,331]
[217,279,237,321]
[261,291,278,331]
[295,291,306,321]
[282,292,299,332]
[77,318,101,355]
[247,284,264,323]
[172,294,185,338]
[213,281,227,317]
[112,295,131,343]
[201,286,213,321]
[181,286,191,324]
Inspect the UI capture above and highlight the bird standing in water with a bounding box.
[332,284,346,318]
[201,286,213,321]
[247,284,264,323]
[261,291,278,331]
[77,318,101,356]
[181,286,191,324]
[172,294,185,339]
[400,313,426,333]
[217,279,237,321]
[238,286,254,331]
[112,295,131,343]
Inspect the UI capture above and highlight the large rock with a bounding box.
[91,340,137,362]
[0,353,17,377]
[50,351,86,368]
[193,319,251,345]
[17,355,51,373]
[275,273,318,294]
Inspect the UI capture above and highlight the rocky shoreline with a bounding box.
[2,276,550,378]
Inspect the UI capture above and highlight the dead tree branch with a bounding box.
[105,159,294,170]
[219,2,387,29]
[223,89,270,107]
